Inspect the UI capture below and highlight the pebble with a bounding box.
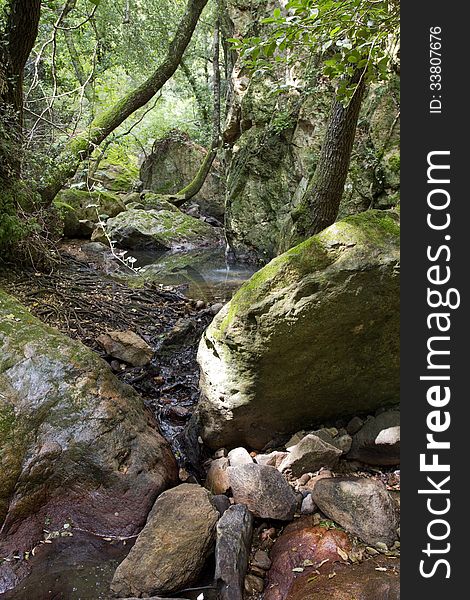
[244,574,264,594]
[252,549,272,571]
[195,300,205,310]
[210,303,224,315]
[300,494,316,515]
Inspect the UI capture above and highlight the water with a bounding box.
[130,248,258,302]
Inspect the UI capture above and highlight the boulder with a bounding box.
[264,519,351,600]
[0,291,178,590]
[227,463,297,521]
[55,189,126,238]
[312,477,399,548]
[96,330,153,367]
[194,210,400,450]
[140,130,225,219]
[215,504,254,600]
[347,410,400,465]
[278,434,343,477]
[110,484,219,597]
[285,556,400,600]
[92,208,222,252]
[92,158,139,193]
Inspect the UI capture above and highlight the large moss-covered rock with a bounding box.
[193,210,400,449]
[140,130,224,219]
[0,290,178,580]
[92,208,223,252]
[55,189,126,238]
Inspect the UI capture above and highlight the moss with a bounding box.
[220,210,399,332]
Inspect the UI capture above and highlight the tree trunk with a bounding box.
[39,0,209,205]
[0,0,41,178]
[283,71,367,249]
[174,8,221,205]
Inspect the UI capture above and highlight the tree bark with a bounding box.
[175,9,221,206]
[0,0,41,178]
[39,0,209,204]
[283,71,367,249]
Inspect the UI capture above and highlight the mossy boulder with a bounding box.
[0,290,178,588]
[55,189,126,238]
[92,208,223,252]
[140,130,225,219]
[193,210,400,450]
[93,159,139,193]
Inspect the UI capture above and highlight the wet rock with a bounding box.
[347,410,400,465]
[195,211,400,450]
[285,556,400,600]
[111,484,219,597]
[215,504,254,600]
[279,435,343,477]
[96,330,153,366]
[205,457,231,495]
[0,291,178,591]
[228,447,253,466]
[264,519,351,600]
[312,477,399,548]
[227,464,297,521]
[92,208,222,252]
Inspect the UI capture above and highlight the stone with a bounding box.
[110,484,219,597]
[205,457,231,495]
[263,519,352,600]
[214,448,228,458]
[254,451,288,468]
[215,504,254,600]
[56,189,126,238]
[91,156,139,192]
[252,550,272,571]
[285,556,400,600]
[193,211,400,450]
[346,416,364,435]
[228,447,253,466]
[0,291,178,593]
[96,330,153,366]
[300,494,316,515]
[347,410,400,465]
[278,435,343,477]
[92,208,222,252]
[227,464,297,521]
[212,494,231,516]
[140,130,225,220]
[244,574,265,594]
[312,477,399,548]
[210,302,224,315]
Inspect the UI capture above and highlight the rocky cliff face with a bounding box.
[222,0,400,263]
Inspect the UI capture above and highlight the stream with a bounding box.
[0,246,257,600]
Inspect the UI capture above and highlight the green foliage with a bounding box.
[231,0,400,103]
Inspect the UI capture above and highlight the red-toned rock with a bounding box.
[205,457,231,495]
[285,556,400,600]
[263,520,351,600]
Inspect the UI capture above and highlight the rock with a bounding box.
[0,291,178,590]
[92,208,222,252]
[285,431,306,449]
[255,451,288,468]
[96,330,153,366]
[300,494,316,515]
[92,156,139,192]
[205,457,231,495]
[346,416,364,435]
[210,302,224,315]
[304,470,333,492]
[214,448,228,458]
[228,447,253,466]
[347,410,400,465]
[252,549,272,571]
[264,519,351,600]
[193,210,400,450]
[285,556,400,600]
[278,435,343,477]
[56,189,126,238]
[140,130,225,220]
[212,494,231,516]
[110,484,219,597]
[227,464,297,521]
[244,574,265,594]
[312,477,399,548]
[215,504,254,600]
